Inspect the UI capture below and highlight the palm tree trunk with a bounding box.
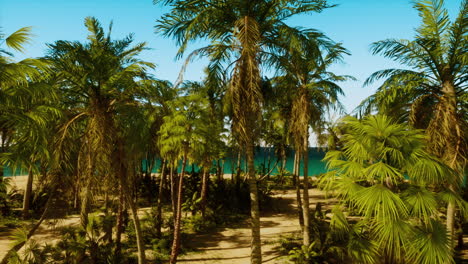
[117,141,146,264]
[22,167,33,219]
[156,160,166,238]
[170,165,177,219]
[302,137,310,246]
[114,183,124,258]
[200,166,209,218]
[80,150,94,229]
[247,141,262,264]
[236,150,242,185]
[80,177,92,229]
[439,82,461,248]
[126,191,145,264]
[294,151,304,230]
[447,185,456,248]
[281,148,287,171]
[170,153,187,264]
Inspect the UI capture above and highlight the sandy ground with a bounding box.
[1,175,336,263]
[2,175,466,263]
[179,189,336,264]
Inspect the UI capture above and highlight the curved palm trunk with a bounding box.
[170,153,187,264]
[302,136,310,246]
[247,141,262,264]
[22,167,33,219]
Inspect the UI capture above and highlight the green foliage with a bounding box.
[359,0,467,182]
[320,114,456,263]
[288,243,320,264]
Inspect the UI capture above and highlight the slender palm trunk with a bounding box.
[302,136,310,246]
[294,151,304,230]
[126,191,145,264]
[236,151,242,185]
[200,166,209,218]
[170,165,177,219]
[22,167,33,219]
[281,148,287,171]
[115,183,124,257]
[247,141,262,264]
[156,160,167,237]
[116,141,146,264]
[170,153,187,264]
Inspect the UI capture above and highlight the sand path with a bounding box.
[0,176,334,263]
[179,189,335,264]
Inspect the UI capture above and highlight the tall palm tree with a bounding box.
[155,1,334,261]
[273,34,350,245]
[321,115,457,263]
[359,0,468,245]
[47,17,154,264]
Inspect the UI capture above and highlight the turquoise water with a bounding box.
[142,147,327,176]
[3,167,28,177]
[3,147,327,177]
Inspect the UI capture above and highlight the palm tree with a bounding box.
[0,81,60,219]
[180,80,227,217]
[321,115,457,263]
[359,0,468,246]
[0,27,47,89]
[46,17,154,264]
[155,1,334,261]
[0,27,53,221]
[0,27,48,183]
[158,91,212,264]
[136,78,175,237]
[273,34,350,245]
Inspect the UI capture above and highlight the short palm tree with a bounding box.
[158,91,212,264]
[155,1,334,261]
[321,115,458,263]
[358,0,468,245]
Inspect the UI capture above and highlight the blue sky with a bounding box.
[1,0,463,113]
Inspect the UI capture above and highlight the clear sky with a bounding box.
[0,0,463,113]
